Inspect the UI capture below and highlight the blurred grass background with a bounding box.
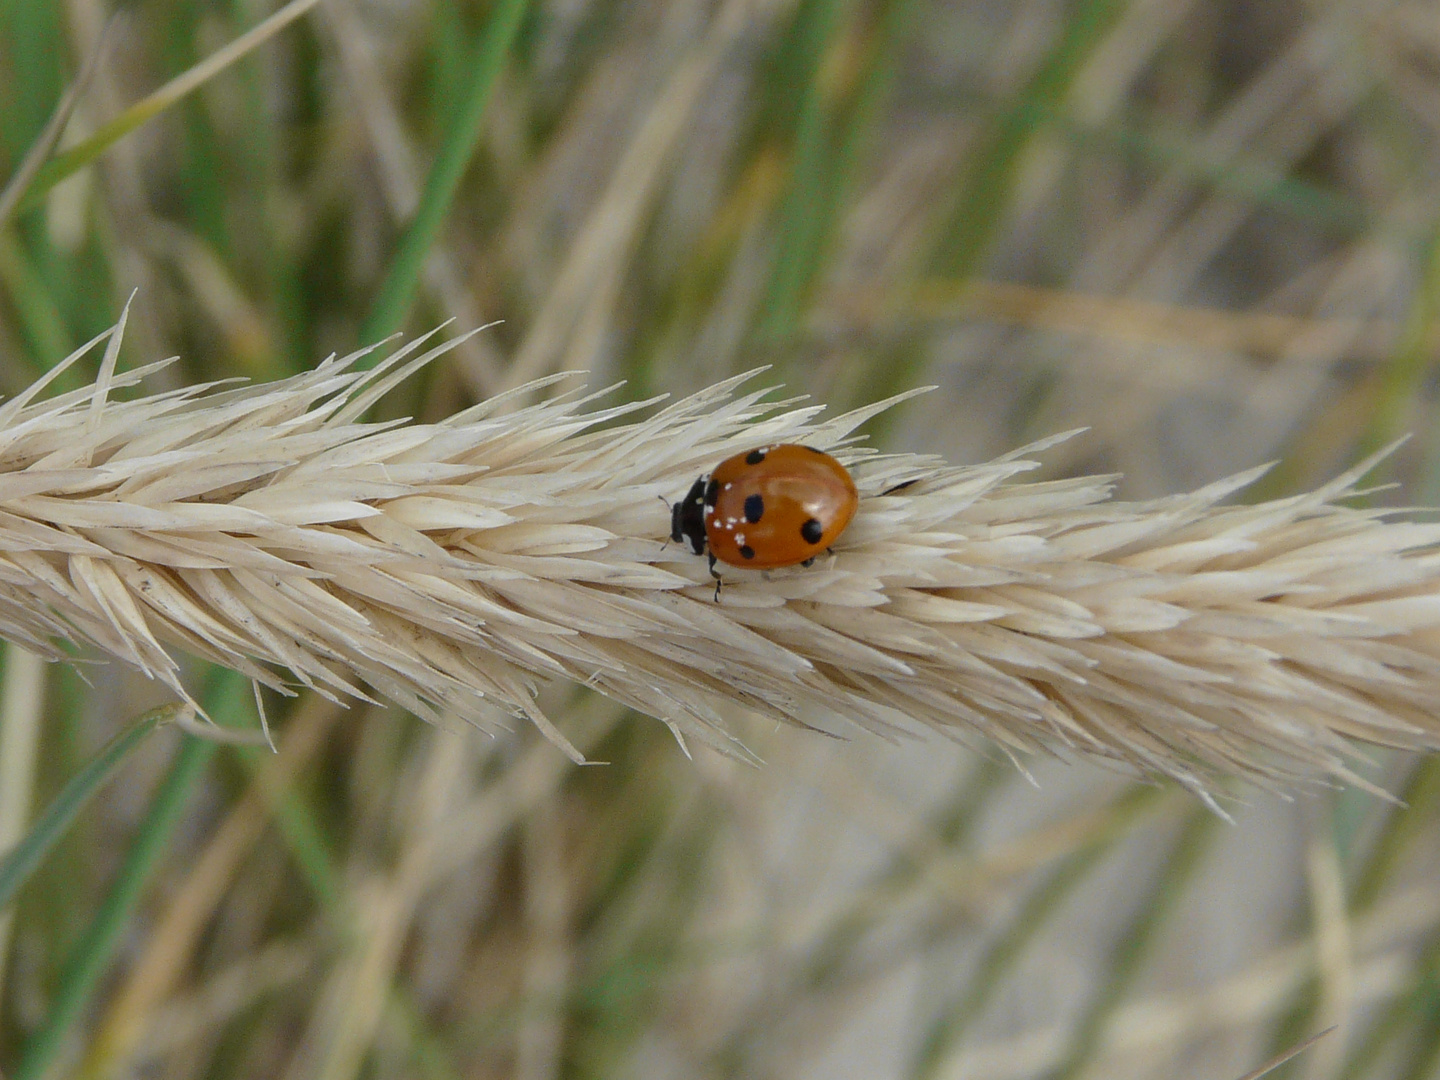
[2,0,1440,1077]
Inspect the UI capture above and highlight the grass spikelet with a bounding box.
[6,315,1440,797]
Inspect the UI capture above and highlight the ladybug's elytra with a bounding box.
[670,444,859,583]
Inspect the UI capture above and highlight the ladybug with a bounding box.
[670,444,859,588]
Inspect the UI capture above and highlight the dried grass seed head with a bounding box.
[5,313,1440,801]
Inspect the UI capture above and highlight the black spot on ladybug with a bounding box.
[801,518,824,545]
[745,449,766,465]
[704,478,719,507]
[744,494,764,522]
[739,544,756,560]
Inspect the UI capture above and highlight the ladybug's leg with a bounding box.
[801,557,816,568]
[707,553,724,603]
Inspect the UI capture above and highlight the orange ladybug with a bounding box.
[670,444,858,585]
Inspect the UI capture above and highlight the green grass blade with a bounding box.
[762,0,921,349]
[236,746,347,919]
[11,668,250,1080]
[1318,763,1440,1080]
[797,758,1011,997]
[1040,806,1219,1080]
[1342,919,1440,1080]
[1335,953,1431,1080]
[910,846,1111,1080]
[757,0,854,343]
[359,0,530,348]
[0,703,171,914]
[931,0,1129,279]
[0,0,61,164]
[13,0,324,217]
[0,226,73,369]
[1351,760,1440,914]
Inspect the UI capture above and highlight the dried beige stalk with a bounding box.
[5,304,1440,803]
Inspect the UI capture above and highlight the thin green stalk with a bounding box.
[359,0,530,348]
[275,788,345,916]
[234,746,346,919]
[12,735,215,1080]
[1265,760,1440,1079]
[12,668,250,1080]
[163,5,232,264]
[907,785,1167,1080]
[825,0,917,221]
[1395,1005,1440,1080]
[385,989,465,1080]
[758,0,855,342]
[1337,921,1440,1080]
[1040,805,1220,1080]
[716,777,1167,1080]
[1336,975,1421,1080]
[0,704,171,914]
[907,853,1103,1078]
[1323,762,1440,1080]
[860,0,1130,431]
[1370,224,1440,469]
[1061,113,1370,238]
[931,0,1128,280]
[226,0,309,378]
[570,768,722,1076]
[428,0,468,128]
[1350,760,1440,914]
[799,758,1010,996]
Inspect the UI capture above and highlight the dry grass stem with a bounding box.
[5,313,1440,803]
[79,694,344,1079]
[0,644,45,995]
[943,879,1440,1080]
[818,279,1430,368]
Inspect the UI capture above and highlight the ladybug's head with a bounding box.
[671,475,709,556]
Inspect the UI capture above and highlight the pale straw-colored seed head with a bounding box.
[6,303,1440,807]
